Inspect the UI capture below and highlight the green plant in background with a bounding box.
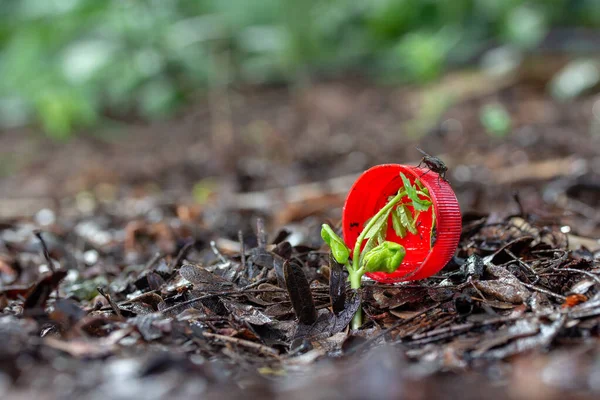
[0,0,598,137]
[321,173,433,329]
[388,28,460,83]
[480,102,511,137]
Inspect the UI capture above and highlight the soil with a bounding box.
[2,74,600,399]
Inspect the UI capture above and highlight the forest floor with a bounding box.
[2,73,600,399]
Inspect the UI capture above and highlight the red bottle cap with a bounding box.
[342,164,461,283]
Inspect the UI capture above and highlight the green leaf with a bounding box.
[362,241,406,274]
[397,205,417,235]
[321,224,350,264]
[415,178,429,195]
[360,214,389,264]
[416,189,431,199]
[400,173,432,211]
[360,236,377,265]
[365,209,390,239]
[364,208,392,239]
[400,172,418,200]
[391,209,407,238]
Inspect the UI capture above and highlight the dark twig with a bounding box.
[210,240,229,265]
[504,248,539,284]
[97,287,122,317]
[233,230,247,281]
[159,287,286,315]
[408,321,474,342]
[256,218,267,248]
[403,311,559,345]
[99,285,281,312]
[346,303,440,354]
[112,290,160,308]
[468,277,489,302]
[145,252,163,270]
[202,331,279,356]
[512,191,526,217]
[241,278,269,290]
[33,230,55,273]
[554,267,600,286]
[159,293,231,315]
[238,230,246,267]
[520,282,566,300]
[170,241,195,269]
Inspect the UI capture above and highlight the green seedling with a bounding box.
[321,173,433,329]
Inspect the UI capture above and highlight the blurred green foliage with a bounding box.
[0,0,598,138]
[480,103,512,137]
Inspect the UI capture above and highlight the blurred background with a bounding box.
[2,0,600,235]
[4,3,600,398]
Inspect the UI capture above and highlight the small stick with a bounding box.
[512,191,526,217]
[468,277,489,302]
[170,241,195,269]
[113,290,159,308]
[210,241,229,265]
[202,331,279,356]
[505,248,540,284]
[554,267,600,286]
[346,303,440,354]
[97,287,122,317]
[238,230,246,267]
[403,311,556,345]
[33,230,55,272]
[256,218,267,248]
[520,282,566,300]
[145,252,163,270]
[178,315,230,322]
[159,287,286,315]
[100,286,284,312]
[233,231,247,280]
[410,321,474,340]
[242,278,269,290]
[159,293,229,315]
[33,230,61,303]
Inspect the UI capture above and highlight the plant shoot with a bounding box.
[321,172,434,329]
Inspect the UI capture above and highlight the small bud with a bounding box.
[321,224,350,264]
[363,241,405,274]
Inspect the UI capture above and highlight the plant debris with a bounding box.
[3,79,600,399]
[1,196,600,400]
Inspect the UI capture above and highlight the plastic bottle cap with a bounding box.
[342,164,461,283]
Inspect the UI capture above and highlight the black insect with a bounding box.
[416,147,449,184]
